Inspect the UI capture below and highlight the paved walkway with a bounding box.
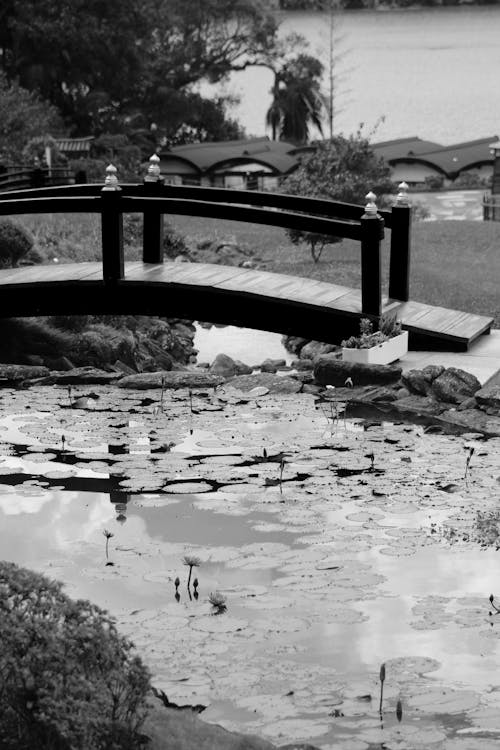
[400,330,500,385]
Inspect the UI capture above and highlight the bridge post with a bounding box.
[360,191,384,318]
[388,182,412,301]
[142,154,164,264]
[101,164,124,283]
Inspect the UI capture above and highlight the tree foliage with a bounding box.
[0,561,151,750]
[0,0,281,141]
[0,72,63,163]
[266,54,324,144]
[281,133,393,261]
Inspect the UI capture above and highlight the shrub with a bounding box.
[0,561,151,750]
[0,219,34,267]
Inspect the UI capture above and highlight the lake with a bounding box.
[211,5,500,144]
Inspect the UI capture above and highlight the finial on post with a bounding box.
[144,153,163,183]
[102,164,120,191]
[395,181,410,206]
[364,191,378,216]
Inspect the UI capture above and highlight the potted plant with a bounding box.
[341,315,408,365]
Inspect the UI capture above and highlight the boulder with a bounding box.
[438,408,500,437]
[46,367,123,385]
[322,384,399,404]
[0,364,50,383]
[260,358,286,373]
[430,367,481,404]
[229,372,302,394]
[291,359,314,371]
[401,365,445,396]
[475,383,500,412]
[313,355,402,387]
[300,340,339,361]
[209,353,252,377]
[393,395,447,417]
[118,371,224,390]
[401,369,430,396]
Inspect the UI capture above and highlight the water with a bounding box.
[194,323,291,365]
[2,383,500,746]
[211,6,500,144]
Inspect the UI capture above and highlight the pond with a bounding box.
[2,382,500,748]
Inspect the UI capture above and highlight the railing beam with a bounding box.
[360,192,384,318]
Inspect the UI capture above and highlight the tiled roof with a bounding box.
[372,136,497,177]
[161,138,299,175]
[55,137,94,153]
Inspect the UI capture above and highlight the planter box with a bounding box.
[342,331,408,366]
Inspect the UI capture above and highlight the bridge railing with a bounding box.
[0,167,76,192]
[0,157,412,319]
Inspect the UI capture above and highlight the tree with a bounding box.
[266,54,325,144]
[0,73,64,163]
[281,133,393,261]
[0,0,282,139]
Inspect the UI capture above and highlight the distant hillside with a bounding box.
[278,0,498,9]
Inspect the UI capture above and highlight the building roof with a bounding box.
[371,136,497,178]
[371,137,443,161]
[54,137,94,154]
[160,138,300,175]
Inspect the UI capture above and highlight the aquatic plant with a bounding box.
[464,445,474,480]
[208,591,227,615]
[103,528,114,564]
[396,698,403,722]
[182,555,201,589]
[193,577,199,591]
[0,561,151,749]
[379,662,386,714]
[489,593,500,621]
[174,576,180,591]
[279,457,286,494]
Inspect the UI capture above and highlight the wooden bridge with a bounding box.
[0,160,493,351]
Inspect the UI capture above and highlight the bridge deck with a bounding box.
[0,261,492,351]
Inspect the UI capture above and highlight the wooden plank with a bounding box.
[405,307,472,334]
[444,314,493,339]
[0,262,100,285]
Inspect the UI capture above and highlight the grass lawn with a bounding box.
[19,212,500,327]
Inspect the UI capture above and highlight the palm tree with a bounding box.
[266,55,324,145]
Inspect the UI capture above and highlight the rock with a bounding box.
[209,353,252,377]
[118,371,225,390]
[282,336,309,356]
[47,367,123,385]
[475,383,500,412]
[260,358,286,373]
[291,359,313,371]
[431,367,481,404]
[401,369,430,396]
[112,360,136,375]
[422,364,445,381]
[438,408,500,437]
[322,385,399,404]
[0,364,50,383]
[313,355,402,387]
[229,373,302,394]
[401,365,445,396]
[300,340,339,361]
[393,395,447,416]
[302,383,323,394]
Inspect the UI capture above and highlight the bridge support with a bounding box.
[101,165,124,283]
[360,192,384,318]
[388,182,411,301]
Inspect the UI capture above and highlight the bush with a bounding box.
[0,561,151,750]
[0,218,34,267]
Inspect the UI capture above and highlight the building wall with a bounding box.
[390,161,444,185]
